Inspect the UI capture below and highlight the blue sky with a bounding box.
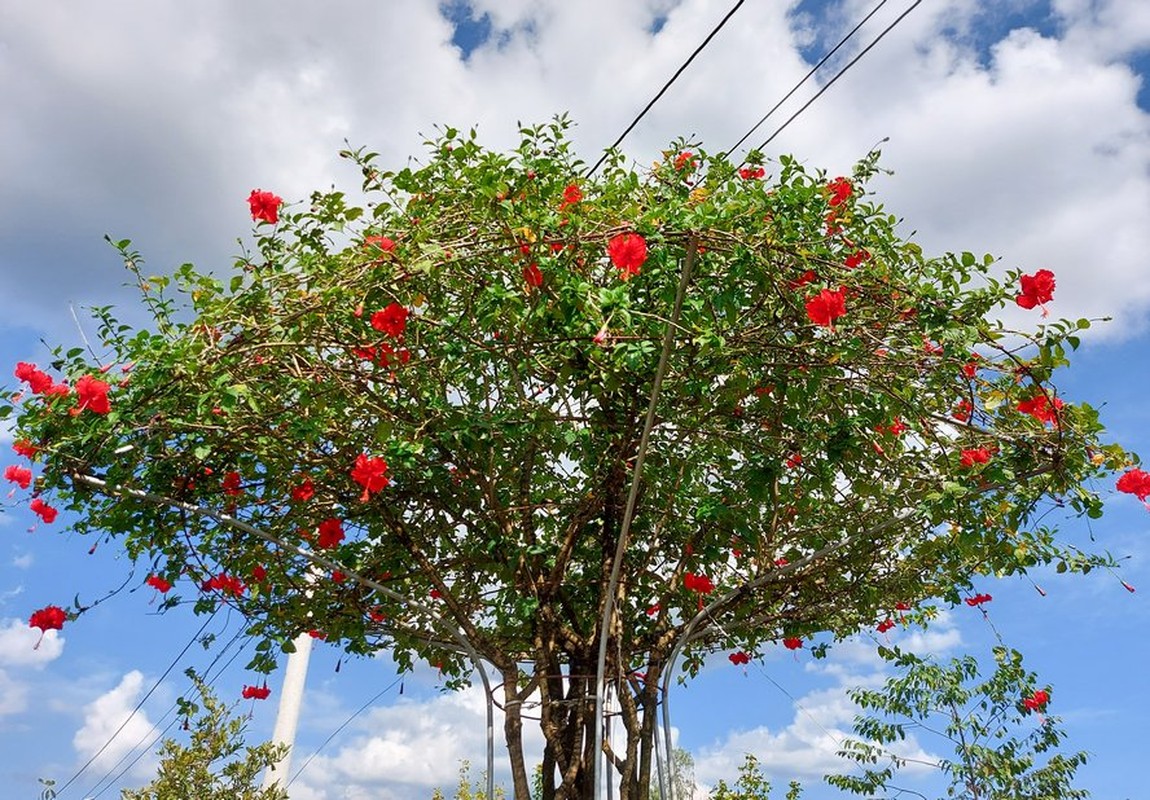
[1,1,1148,798]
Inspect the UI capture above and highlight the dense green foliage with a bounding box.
[3,118,1127,798]
[828,645,1088,799]
[119,677,288,800]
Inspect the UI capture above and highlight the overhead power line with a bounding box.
[586,0,748,176]
[752,0,924,153]
[286,674,406,788]
[53,611,219,798]
[724,0,892,156]
[82,626,253,799]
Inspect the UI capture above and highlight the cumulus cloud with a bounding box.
[692,614,964,790]
[289,681,546,799]
[0,0,1146,344]
[72,670,160,778]
[0,617,63,719]
[0,617,64,667]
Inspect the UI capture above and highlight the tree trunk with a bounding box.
[525,651,668,800]
[502,666,533,800]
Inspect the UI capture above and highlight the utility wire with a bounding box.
[753,1,923,153]
[82,625,253,799]
[286,674,406,788]
[586,0,747,177]
[724,0,891,156]
[53,611,218,797]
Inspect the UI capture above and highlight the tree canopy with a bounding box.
[4,118,1137,799]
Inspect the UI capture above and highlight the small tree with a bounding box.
[708,754,802,800]
[120,676,288,800]
[5,117,1136,799]
[827,645,1089,799]
[431,760,507,800]
[650,747,696,799]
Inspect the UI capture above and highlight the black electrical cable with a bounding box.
[286,674,406,787]
[82,626,254,799]
[754,1,923,153]
[586,0,747,177]
[53,611,218,797]
[724,0,891,157]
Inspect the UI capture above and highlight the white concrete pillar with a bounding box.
[261,631,314,794]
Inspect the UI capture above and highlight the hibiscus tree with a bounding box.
[1,120,1133,800]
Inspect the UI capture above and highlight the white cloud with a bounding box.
[0,616,64,667]
[72,670,160,779]
[694,616,964,790]
[0,668,28,716]
[290,681,546,799]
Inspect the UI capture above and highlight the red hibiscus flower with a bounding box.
[371,302,409,338]
[805,288,847,328]
[523,262,543,290]
[146,574,172,593]
[788,269,818,289]
[308,629,327,640]
[1015,269,1055,312]
[683,572,715,594]
[291,478,315,503]
[728,651,751,665]
[15,362,55,394]
[960,447,992,468]
[221,471,243,497]
[351,454,389,501]
[331,570,347,584]
[559,183,583,210]
[73,375,111,415]
[965,593,992,606]
[29,498,57,524]
[876,619,895,633]
[1116,468,1150,501]
[28,604,66,648]
[248,190,283,224]
[252,564,267,583]
[202,573,245,597]
[5,464,32,489]
[12,440,38,458]
[1023,689,1049,712]
[673,151,696,172]
[242,683,271,700]
[738,166,765,180]
[782,637,803,650]
[364,235,396,252]
[843,248,870,269]
[883,418,908,436]
[1017,394,1064,425]
[607,233,648,280]
[952,399,973,422]
[317,517,345,549]
[826,177,852,207]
